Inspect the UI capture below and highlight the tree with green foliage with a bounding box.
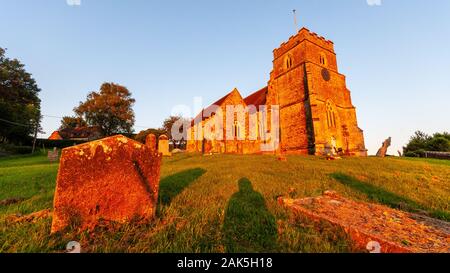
[0,47,41,145]
[59,116,87,130]
[403,131,450,157]
[74,82,135,137]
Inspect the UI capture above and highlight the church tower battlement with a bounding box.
[273,28,335,57]
[271,28,339,81]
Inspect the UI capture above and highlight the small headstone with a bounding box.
[145,134,157,152]
[48,148,59,162]
[376,137,392,157]
[323,143,333,157]
[51,135,162,233]
[158,135,172,156]
[330,137,337,155]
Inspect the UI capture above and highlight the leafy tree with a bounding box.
[403,131,450,157]
[404,131,430,153]
[428,136,450,152]
[75,82,135,137]
[59,116,87,130]
[0,47,41,144]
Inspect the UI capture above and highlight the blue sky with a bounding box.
[1,0,449,155]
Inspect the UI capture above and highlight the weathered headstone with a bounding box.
[330,136,337,155]
[47,148,59,162]
[145,133,157,152]
[322,143,339,160]
[158,134,171,156]
[323,143,333,157]
[51,135,162,233]
[279,191,450,253]
[376,137,392,157]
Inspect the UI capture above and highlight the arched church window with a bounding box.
[285,55,293,69]
[320,53,327,66]
[326,101,337,128]
[234,120,240,139]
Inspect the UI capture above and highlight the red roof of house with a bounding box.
[57,126,102,140]
[48,131,63,140]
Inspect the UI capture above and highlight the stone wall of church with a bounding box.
[267,59,310,154]
[187,89,265,155]
[304,60,367,156]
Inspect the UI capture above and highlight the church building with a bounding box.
[187,28,367,156]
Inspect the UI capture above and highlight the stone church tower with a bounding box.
[267,28,367,156]
[187,27,367,156]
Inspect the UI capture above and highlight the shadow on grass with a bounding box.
[158,168,206,207]
[222,178,278,253]
[330,172,449,221]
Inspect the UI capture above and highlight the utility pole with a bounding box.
[32,122,38,154]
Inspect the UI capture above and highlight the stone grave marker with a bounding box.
[48,148,59,162]
[279,191,450,253]
[158,134,172,156]
[376,137,391,157]
[51,135,162,233]
[146,133,157,152]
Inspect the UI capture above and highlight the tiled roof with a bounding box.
[192,88,241,124]
[191,86,268,126]
[58,126,102,140]
[244,86,268,108]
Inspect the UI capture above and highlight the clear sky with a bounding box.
[1,0,449,155]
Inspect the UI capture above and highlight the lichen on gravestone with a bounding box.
[51,135,162,233]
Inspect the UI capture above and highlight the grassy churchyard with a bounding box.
[0,153,449,253]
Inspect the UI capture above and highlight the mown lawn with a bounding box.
[0,153,449,253]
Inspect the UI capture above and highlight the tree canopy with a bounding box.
[74,83,135,137]
[403,131,450,157]
[0,48,41,144]
[59,116,87,130]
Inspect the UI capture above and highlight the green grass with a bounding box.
[398,156,450,167]
[0,153,449,253]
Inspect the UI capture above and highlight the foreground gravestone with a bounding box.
[279,191,450,253]
[51,135,162,233]
[158,134,172,156]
